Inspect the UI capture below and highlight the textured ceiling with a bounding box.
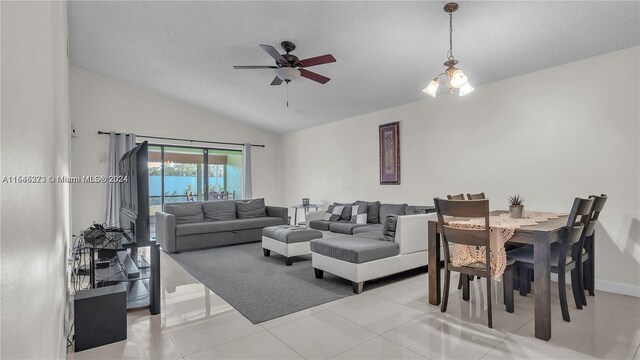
[68,1,640,133]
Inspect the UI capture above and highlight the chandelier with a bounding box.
[423,2,474,97]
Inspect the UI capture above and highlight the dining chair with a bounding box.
[507,197,594,322]
[434,198,515,328]
[447,194,466,200]
[466,192,486,200]
[449,193,486,289]
[580,194,607,304]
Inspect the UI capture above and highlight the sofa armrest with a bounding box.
[155,211,177,253]
[266,206,288,224]
[395,213,436,255]
[305,210,325,228]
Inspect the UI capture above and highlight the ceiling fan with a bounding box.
[233,41,336,85]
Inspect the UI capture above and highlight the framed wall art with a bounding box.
[379,121,400,185]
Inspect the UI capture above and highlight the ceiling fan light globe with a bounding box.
[449,69,468,88]
[458,82,475,96]
[275,67,301,82]
[423,79,440,97]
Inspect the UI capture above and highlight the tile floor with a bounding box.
[69,251,640,359]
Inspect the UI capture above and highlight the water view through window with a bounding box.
[146,144,243,233]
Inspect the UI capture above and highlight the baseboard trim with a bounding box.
[594,279,640,298]
[550,274,640,298]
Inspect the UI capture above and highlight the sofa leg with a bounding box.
[285,258,293,266]
[174,251,181,254]
[352,281,364,294]
[263,248,270,257]
[314,268,324,279]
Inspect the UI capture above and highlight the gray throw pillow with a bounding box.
[379,203,408,224]
[203,200,237,221]
[322,205,343,221]
[349,201,368,224]
[383,215,399,241]
[333,202,353,221]
[164,203,204,224]
[236,198,266,219]
[363,201,381,224]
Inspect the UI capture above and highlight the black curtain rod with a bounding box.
[97,131,266,148]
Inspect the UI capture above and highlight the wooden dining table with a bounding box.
[427,210,568,341]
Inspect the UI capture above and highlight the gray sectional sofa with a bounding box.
[306,201,434,293]
[155,198,287,253]
[308,201,416,236]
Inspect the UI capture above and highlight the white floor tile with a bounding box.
[168,314,263,356]
[69,315,182,360]
[382,312,504,360]
[485,319,638,360]
[261,305,325,329]
[330,336,426,359]
[159,288,235,329]
[374,281,438,313]
[186,331,302,359]
[269,310,376,359]
[328,294,424,334]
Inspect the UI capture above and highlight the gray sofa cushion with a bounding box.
[329,222,369,235]
[383,215,399,241]
[176,217,283,236]
[263,225,323,244]
[202,200,237,221]
[364,201,381,224]
[310,236,400,264]
[379,203,407,224]
[349,201,368,224]
[352,224,384,235]
[334,202,353,221]
[309,220,333,231]
[164,203,204,224]
[356,231,385,241]
[237,198,266,219]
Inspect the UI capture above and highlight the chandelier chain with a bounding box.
[447,11,454,60]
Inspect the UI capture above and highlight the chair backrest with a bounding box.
[447,193,465,200]
[466,192,486,200]
[560,197,594,265]
[585,194,607,237]
[434,198,491,272]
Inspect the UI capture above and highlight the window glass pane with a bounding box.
[148,145,163,235]
[207,149,242,200]
[163,146,205,203]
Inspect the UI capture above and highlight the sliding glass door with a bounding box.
[146,144,243,234]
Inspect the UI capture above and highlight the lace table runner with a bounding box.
[448,212,564,278]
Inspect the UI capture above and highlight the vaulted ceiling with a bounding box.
[69,1,640,133]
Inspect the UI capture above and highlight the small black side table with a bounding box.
[291,204,321,225]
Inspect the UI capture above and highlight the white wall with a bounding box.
[69,66,284,233]
[283,46,640,295]
[1,1,71,358]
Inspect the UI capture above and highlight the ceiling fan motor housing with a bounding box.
[275,67,301,82]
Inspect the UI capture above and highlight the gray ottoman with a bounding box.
[262,225,323,266]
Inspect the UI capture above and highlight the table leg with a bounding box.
[428,221,441,305]
[294,209,297,225]
[534,230,552,341]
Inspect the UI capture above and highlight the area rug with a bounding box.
[168,242,427,324]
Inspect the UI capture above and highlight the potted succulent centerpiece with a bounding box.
[509,194,525,218]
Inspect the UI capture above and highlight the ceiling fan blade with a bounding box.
[299,54,336,67]
[299,69,330,84]
[259,44,287,64]
[233,65,278,69]
[270,76,283,86]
